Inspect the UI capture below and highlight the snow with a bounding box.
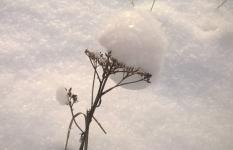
[0,0,233,150]
[56,87,69,105]
[98,9,167,89]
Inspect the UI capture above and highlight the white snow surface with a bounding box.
[99,10,166,89]
[56,87,69,105]
[0,0,233,150]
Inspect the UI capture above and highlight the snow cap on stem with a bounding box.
[98,10,167,90]
[56,86,69,105]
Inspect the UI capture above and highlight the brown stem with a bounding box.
[65,113,84,150]
[78,74,106,150]
[85,71,110,149]
[102,73,145,95]
[130,0,134,7]
[217,0,227,9]
[69,102,84,133]
[89,58,101,82]
[76,49,152,150]
[92,116,107,134]
[91,71,96,106]
[150,0,156,11]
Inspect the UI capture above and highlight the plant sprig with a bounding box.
[64,49,152,150]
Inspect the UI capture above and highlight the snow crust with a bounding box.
[99,10,167,89]
[1,0,233,150]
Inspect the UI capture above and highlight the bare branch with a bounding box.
[65,112,85,150]
[88,57,101,83]
[91,71,96,106]
[150,0,156,12]
[217,0,227,9]
[129,0,134,7]
[102,78,146,95]
[92,116,107,134]
[70,49,153,150]
[69,102,84,133]
[118,78,145,86]
[102,76,125,95]
[102,70,143,95]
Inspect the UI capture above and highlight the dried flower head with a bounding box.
[85,49,152,83]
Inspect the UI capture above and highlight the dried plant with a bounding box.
[129,0,157,11]
[129,0,134,7]
[63,49,152,150]
[217,0,227,9]
[150,0,156,12]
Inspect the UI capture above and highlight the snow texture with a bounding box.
[0,0,233,150]
[99,10,167,89]
[56,87,69,105]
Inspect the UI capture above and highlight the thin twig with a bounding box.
[150,0,156,12]
[92,116,107,134]
[102,72,136,95]
[65,112,84,150]
[65,117,73,150]
[102,78,145,95]
[75,49,152,150]
[88,58,101,82]
[119,78,144,86]
[79,76,105,150]
[82,71,110,150]
[217,0,227,9]
[91,71,96,106]
[130,0,134,7]
[102,78,124,95]
[69,102,84,133]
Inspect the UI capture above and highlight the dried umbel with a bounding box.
[85,49,152,86]
[62,50,152,150]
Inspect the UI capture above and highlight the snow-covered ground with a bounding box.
[0,0,233,150]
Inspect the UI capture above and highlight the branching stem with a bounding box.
[68,102,84,133]
[65,112,84,150]
[64,50,152,150]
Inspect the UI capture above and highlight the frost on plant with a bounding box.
[59,49,152,150]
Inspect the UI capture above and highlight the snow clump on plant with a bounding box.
[56,86,69,105]
[98,9,167,90]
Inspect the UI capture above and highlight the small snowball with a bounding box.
[56,87,69,105]
[98,10,167,90]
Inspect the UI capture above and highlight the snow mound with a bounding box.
[98,10,167,90]
[56,87,69,105]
